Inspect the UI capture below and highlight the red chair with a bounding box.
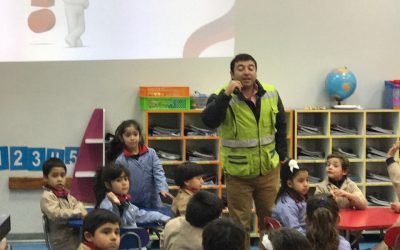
[264,216,281,231]
[384,226,400,250]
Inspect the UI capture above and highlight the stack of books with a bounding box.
[184,125,216,136]
[366,147,387,159]
[150,126,180,136]
[156,150,181,160]
[367,195,391,206]
[333,147,358,159]
[187,150,215,161]
[331,124,358,135]
[297,125,322,135]
[366,171,391,182]
[297,147,325,160]
[366,124,393,135]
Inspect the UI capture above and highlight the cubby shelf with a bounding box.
[144,110,223,197]
[295,109,400,204]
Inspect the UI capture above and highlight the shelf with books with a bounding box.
[144,110,222,199]
[294,109,400,205]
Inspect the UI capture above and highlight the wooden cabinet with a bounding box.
[144,110,222,198]
[294,109,400,204]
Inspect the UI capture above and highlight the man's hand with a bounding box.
[224,80,242,96]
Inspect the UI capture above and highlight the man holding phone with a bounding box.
[202,53,287,249]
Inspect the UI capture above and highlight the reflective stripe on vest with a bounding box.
[221,134,275,148]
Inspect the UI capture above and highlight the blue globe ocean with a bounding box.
[325,67,357,104]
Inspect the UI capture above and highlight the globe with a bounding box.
[325,67,357,105]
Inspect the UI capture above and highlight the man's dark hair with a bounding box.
[174,162,205,187]
[83,209,121,236]
[42,157,67,177]
[203,218,246,250]
[230,53,258,73]
[185,190,223,228]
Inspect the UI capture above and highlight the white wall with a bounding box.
[1,0,400,234]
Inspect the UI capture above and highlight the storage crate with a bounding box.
[191,96,208,109]
[139,86,189,97]
[140,97,190,110]
[384,81,400,109]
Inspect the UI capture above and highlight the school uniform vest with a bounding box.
[218,82,280,178]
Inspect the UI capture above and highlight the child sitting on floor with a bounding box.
[171,162,205,216]
[40,157,87,250]
[272,159,309,234]
[202,217,246,250]
[306,193,351,250]
[161,190,223,250]
[94,163,170,227]
[260,227,312,250]
[78,208,121,250]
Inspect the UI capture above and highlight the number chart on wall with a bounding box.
[0,146,79,171]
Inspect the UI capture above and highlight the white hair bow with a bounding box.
[262,234,274,250]
[288,159,299,173]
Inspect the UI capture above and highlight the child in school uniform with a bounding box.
[386,140,400,212]
[40,157,87,250]
[315,153,368,210]
[271,159,309,234]
[202,217,246,250]
[171,162,205,216]
[77,208,121,250]
[306,193,351,250]
[94,163,170,228]
[106,119,173,208]
[370,140,400,250]
[161,190,223,250]
[260,227,312,250]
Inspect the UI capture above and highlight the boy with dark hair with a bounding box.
[40,157,87,250]
[171,162,205,216]
[203,218,246,250]
[78,209,121,250]
[161,190,223,250]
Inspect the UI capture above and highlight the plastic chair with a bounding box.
[264,216,281,231]
[119,227,150,250]
[385,226,400,250]
[41,214,53,250]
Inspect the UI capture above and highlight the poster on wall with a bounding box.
[0,0,235,62]
[1,146,79,171]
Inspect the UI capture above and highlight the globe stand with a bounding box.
[333,98,362,109]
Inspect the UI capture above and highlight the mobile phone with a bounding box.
[233,87,241,95]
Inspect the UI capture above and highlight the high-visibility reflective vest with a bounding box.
[218,83,279,178]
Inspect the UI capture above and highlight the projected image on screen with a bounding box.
[0,0,235,62]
